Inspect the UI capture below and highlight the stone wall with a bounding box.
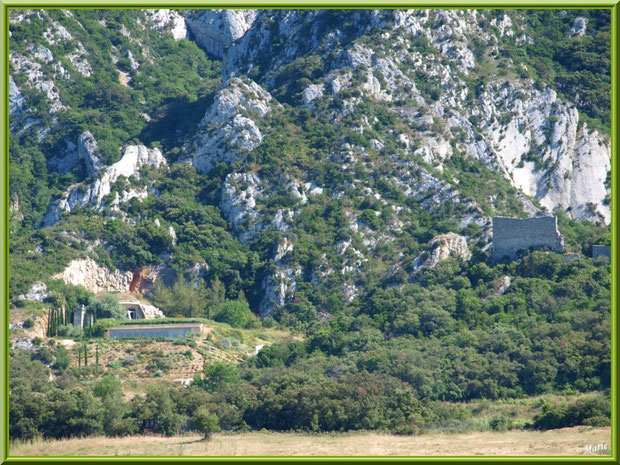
[491,216,564,261]
[592,245,611,259]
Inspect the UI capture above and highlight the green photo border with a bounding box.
[0,1,617,462]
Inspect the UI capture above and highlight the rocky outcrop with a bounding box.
[219,172,264,243]
[145,10,187,40]
[140,303,165,319]
[9,76,25,117]
[209,10,610,225]
[185,10,257,58]
[10,52,66,113]
[429,233,472,265]
[415,233,472,270]
[480,83,610,224]
[567,17,587,38]
[53,258,133,294]
[259,237,300,318]
[493,276,512,296]
[129,265,175,294]
[78,131,104,177]
[18,281,48,302]
[184,77,277,173]
[42,144,166,227]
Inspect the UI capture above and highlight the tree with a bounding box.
[87,295,126,320]
[193,407,220,440]
[215,300,254,328]
[198,362,240,393]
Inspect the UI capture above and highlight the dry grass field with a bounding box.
[10,427,611,457]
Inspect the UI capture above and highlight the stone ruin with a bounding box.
[72,304,93,328]
[491,216,564,262]
[592,245,611,260]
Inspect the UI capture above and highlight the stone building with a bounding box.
[592,245,611,260]
[491,216,564,262]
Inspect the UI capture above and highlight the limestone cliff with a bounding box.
[42,144,167,227]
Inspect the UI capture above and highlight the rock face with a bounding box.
[491,216,564,262]
[145,10,187,40]
[42,144,166,227]
[568,17,588,37]
[9,75,25,118]
[493,276,512,295]
[185,10,257,58]
[128,265,176,294]
[219,172,264,243]
[184,77,277,173]
[415,233,472,270]
[428,233,472,266]
[18,281,48,302]
[191,9,610,225]
[9,9,612,322]
[53,258,133,294]
[259,236,300,318]
[480,83,611,224]
[78,131,104,177]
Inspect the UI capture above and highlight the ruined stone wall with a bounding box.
[491,216,564,261]
[592,245,611,259]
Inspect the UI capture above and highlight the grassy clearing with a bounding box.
[10,427,611,457]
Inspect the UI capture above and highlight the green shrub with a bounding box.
[215,301,255,329]
[489,415,514,431]
[532,395,610,430]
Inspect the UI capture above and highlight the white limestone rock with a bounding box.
[184,78,277,173]
[219,172,264,243]
[302,83,324,105]
[415,233,471,271]
[78,131,104,177]
[145,10,188,40]
[9,76,25,117]
[53,258,133,294]
[567,16,587,38]
[185,9,257,58]
[259,237,299,318]
[18,282,48,302]
[479,82,611,224]
[42,144,166,227]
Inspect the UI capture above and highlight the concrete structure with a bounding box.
[104,323,203,340]
[491,216,564,262]
[592,245,611,260]
[73,304,86,328]
[119,301,164,320]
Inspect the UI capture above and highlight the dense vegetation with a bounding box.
[10,250,611,439]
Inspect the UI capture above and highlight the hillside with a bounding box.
[8,8,611,445]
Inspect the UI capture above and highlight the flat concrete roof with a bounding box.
[107,323,202,331]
